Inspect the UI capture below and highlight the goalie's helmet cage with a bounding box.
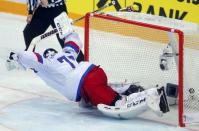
[43,48,58,58]
[84,12,199,129]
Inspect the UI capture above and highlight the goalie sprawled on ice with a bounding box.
[6,13,169,119]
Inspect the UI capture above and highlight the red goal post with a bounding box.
[84,12,199,128]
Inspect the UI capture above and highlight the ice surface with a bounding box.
[0,12,193,131]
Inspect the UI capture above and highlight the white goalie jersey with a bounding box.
[15,32,94,101]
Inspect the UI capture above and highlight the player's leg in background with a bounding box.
[23,6,51,51]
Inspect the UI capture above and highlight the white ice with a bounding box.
[0,13,193,131]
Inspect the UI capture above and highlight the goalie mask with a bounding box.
[43,48,58,58]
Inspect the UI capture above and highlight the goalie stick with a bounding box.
[97,0,121,11]
[30,3,138,51]
[72,1,116,24]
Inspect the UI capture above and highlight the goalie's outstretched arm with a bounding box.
[9,51,43,72]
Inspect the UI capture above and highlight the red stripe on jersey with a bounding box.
[64,41,80,53]
[34,52,43,64]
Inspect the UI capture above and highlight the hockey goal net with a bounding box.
[84,12,199,127]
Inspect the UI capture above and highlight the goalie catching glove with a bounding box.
[5,52,25,71]
[8,52,17,60]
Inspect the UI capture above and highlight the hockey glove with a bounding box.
[9,52,16,60]
[6,52,22,71]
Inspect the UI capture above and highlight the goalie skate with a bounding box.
[146,86,169,117]
[122,84,145,96]
[158,86,170,113]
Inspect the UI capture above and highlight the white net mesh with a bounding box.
[85,12,199,126]
[107,12,199,34]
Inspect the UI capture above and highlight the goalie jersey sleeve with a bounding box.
[62,32,83,60]
[16,33,93,101]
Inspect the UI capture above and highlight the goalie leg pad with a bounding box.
[97,101,147,119]
[97,92,148,119]
[97,86,170,119]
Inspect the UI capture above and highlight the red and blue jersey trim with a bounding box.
[75,64,95,101]
[34,53,43,64]
[64,41,80,54]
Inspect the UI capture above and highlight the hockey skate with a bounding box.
[158,86,170,113]
[122,84,145,96]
